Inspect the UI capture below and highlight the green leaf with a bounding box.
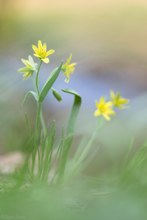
[22,90,38,105]
[52,88,62,102]
[57,89,82,182]
[62,88,82,135]
[39,63,63,102]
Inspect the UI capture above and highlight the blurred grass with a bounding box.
[1,138,147,220]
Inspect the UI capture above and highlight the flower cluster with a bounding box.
[94,91,129,121]
[18,40,76,83]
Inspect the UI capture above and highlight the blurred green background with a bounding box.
[1,0,147,153]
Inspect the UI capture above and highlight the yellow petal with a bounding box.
[38,40,42,49]
[120,98,129,104]
[21,59,28,66]
[94,109,101,117]
[42,58,49,63]
[34,54,40,58]
[105,101,113,108]
[46,49,55,56]
[66,54,72,65]
[43,43,47,50]
[69,63,76,68]
[23,72,31,79]
[95,101,99,109]
[99,97,105,104]
[106,109,115,115]
[32,45,38,52]
[103,114,111,121]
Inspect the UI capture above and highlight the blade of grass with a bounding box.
[57,89,82,183]
[62,89,82,136]
[41,121,56,182]
[22,90,38,105]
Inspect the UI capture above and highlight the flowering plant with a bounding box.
[18,40,129,184]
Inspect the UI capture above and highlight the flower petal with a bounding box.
[103,114,111,121]
[46,49,55,56]
[38,40,42,49]
[42,58,49,63]
[94,109,101,117]
[32,45,38,52]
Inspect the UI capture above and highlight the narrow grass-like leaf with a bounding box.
[57,89,82,182]
[52,88,62,102]
[57,135,73,181]
[71,118,103,176]
[62,89,82,136]
[41,121,56,182]
[39,63,63,102]
[22,90,38,105]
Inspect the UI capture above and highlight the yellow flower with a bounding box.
[110,90,129,109]
[62,54,76,83]
[18,56,37,79]
[32,40,55,63]
[94,97,115,121]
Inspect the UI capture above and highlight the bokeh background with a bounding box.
[1,0,147,153]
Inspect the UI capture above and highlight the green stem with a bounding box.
[57,136,73,183]
[36,102,41,130]
[40,108,47,137]
[72,118,104,173]
[36,60,47,137]
[36,60,42,96]
[31,102,41,176]
[31,60,42,177]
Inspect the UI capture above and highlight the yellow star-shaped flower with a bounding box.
[94,97,115,121]
[110,91,129,109]
[18,55,37,79]
[32,40,55,63]
[62,54,76,83]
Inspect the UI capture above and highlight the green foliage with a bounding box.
[17,41,83,184]
[52,88,62,102]
[23,91,38,104]
[39,63,63,102]
[62,89,82,135]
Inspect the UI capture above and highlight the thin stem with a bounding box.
[40,108,47,137]
[31,102,41,176]
[72,118,104,173]
[57,136,73,183]
[36,60,47,137]
[36,102,41,130]
[31,60,42,177]
[36,60,42,96]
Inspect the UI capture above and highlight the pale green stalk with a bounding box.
[36,60,42,95]
[35,60,47,136]
[32,60,44,176]
[57,90,81,183]
[71,118,104,176]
